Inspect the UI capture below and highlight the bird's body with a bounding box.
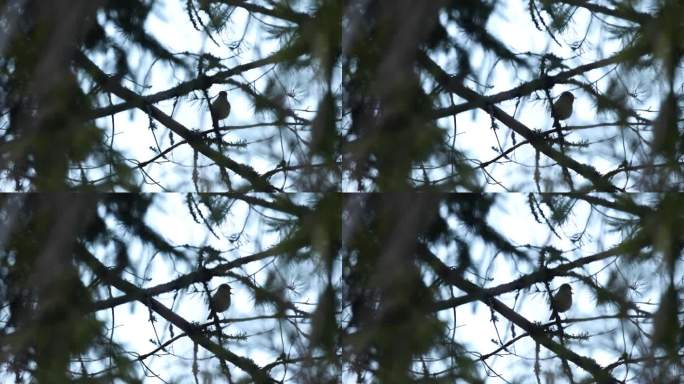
[551,91,575,121]
[548,283,572,320]
[211,91,231,121]
[207,283,231,319]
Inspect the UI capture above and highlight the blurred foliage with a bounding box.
[343,0,684,191]
[0,194,682,382]
[0,0,340,191]
[0,193,341,383]
[0,195,144,383]
[1,0,684,383]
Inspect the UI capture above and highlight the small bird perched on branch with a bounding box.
[548,283,573,320]
[210,91,231,121]
[207,283,231,319]
[551,91,575,121]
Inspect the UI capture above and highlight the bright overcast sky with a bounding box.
[74,1,666,382]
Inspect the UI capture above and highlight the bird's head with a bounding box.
[559,283,572,293]
[560,91,574,101]
[218,91,227,98]
[218,284,231,294]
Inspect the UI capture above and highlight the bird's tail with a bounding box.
[207,310,215,320]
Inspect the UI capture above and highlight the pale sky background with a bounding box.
[340,193,655,383]
[90,1,664,382]
[87,0,660,193]
[94,193,325,382]
[93,193,657,383]
[436,1,652,192]
[0,0,665,382]
[91,0,325,191]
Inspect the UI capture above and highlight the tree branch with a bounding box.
[432,55,621,119]
[77,245,277,383]
[419,52,620,192]
[88,54,283,119]
[74,52,278,192]
[557,0,650,24]
[432,231,651,313]
[89,238,306,312]
[417,243,620,383]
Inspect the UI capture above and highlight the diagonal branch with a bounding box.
[432,231,651,313]
[75,52,278,192]
[217,0,309,23]
[419,52,619,192]
[89,237,308,312]
[557,0,650,24]
[77,245,277,383]
[432,55,621,119]
[88,54,284,119]
[416,243,619,383]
